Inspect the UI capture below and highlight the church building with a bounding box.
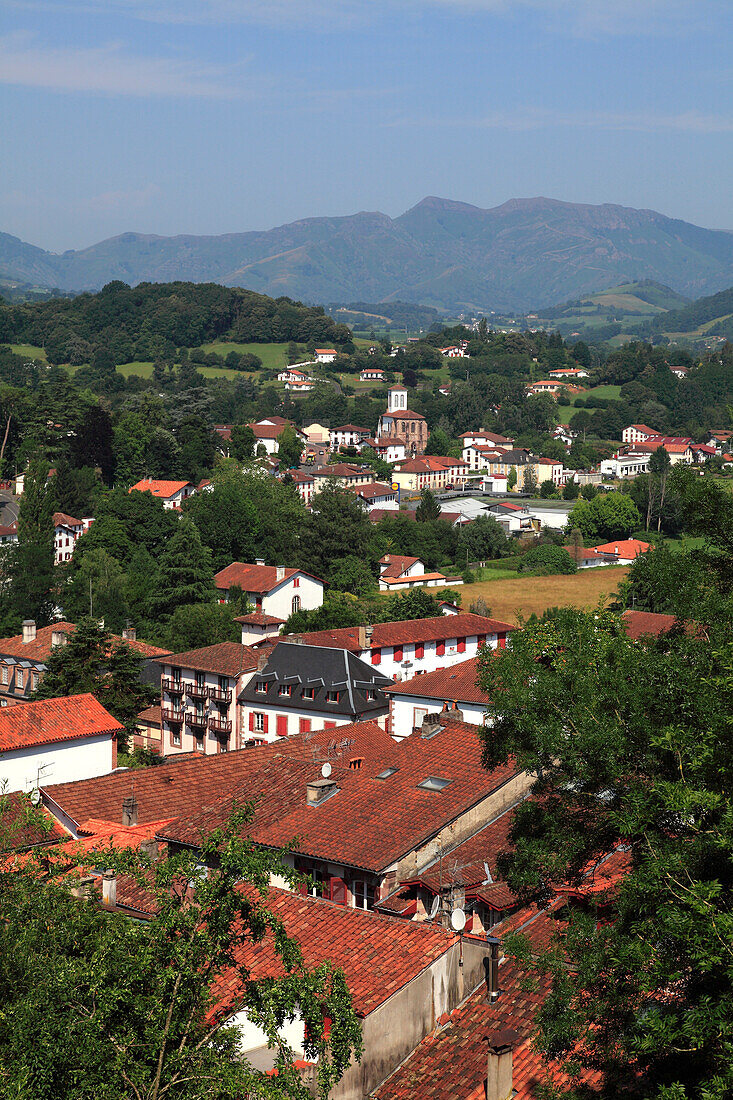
[377,385,428,457]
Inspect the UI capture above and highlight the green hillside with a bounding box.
[648,286,733,339]
[530,280,689,337]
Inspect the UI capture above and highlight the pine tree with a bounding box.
[415,489,441,522]
[9,459,56,626]
[150,516,216,620]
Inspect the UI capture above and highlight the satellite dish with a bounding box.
[483,862,493,885]
[450,907,466,932]
[29,788,41,806]
[428,894,440,920]
[321,762,332,779]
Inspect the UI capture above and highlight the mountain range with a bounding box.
[3,196,733,313]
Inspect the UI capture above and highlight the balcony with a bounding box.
[187,682,209,700]
[161,706,184,724]
[162,678,183,694]
[207,685,232,704]
[208,715,232,736]
[187,711,209,729]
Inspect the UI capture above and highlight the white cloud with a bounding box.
[0,32,250,97]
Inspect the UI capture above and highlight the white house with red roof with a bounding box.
[384,656,491,738]
[277,367,313,384]
[350,482,398,511]
[366,435,407,463]
[284,468,316,506]
[53,511,91,564]
[329,424,372,450]
[378,554,455,591]
[214,561,324,619]
[0,693,122,792]
[440,344,467,357]
[392,455,469,492]
[360,366,386,382]
[548,366,590,379]
[314,348,337,363]
[128,479,194,510]
[248,417,306,457]
[622,424,659,445]
[235,611,285,646]
[461,430,515,453]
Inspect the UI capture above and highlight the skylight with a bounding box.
[418,776,452,792]
[376,767,398,779]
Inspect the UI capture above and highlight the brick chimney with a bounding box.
[276,565,285,582]
[122,795,138,827]
[421,712,442,738]
[485,1029,519,1100]
[22,620,36,644]
[441,701,464,722]
[122,626,137,642]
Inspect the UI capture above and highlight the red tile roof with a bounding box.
[621,610,692,640]
[0,621,170,663]
[53,511,83,527]
[213,885,458,1019]
[383,409,426,421]
[214,562,322,593]
[289,613,514,652]
[351,482,396,500]
[380,554,421,578]
[0,693,122,752]
[383,656,490,706]
[136,704,162,725]
[591,539,651,558]
[0,791,69,851]
[313,463,371,478]
[163,641,263,677]
[129,479,191,499]
[396,456,468,473]
[234,611,285,627]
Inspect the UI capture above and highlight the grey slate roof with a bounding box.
[238,641,391,719]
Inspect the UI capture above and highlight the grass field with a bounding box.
[460,565,629,625]
[8,343,47,361]
[557,384,623,424]
[201,341,288,371]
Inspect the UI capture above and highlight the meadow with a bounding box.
[459,565,629,624]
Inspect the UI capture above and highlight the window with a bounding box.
[436,640,445,657]
[326,690,339,704]
[302,687,315,700]
[170,729,181,747]
[255,681,267,694]
[172,667,181,684]
[413,707,428,730]
[293,577,300,588]
[352,880,375,911]
[31,672,39,690]
[276,714,288,737]
[418,776,452,792]
[299,717,311,734]
[0,666,7,686]
[366,689,376,702]
[16,670,23,690]
[415,642,424,659]
[376,767,398,779]
[195,734,204,752]
[254,712,265,732]
[457,639,466,653]
[292,595,301,614]
[278,685,292,697]
[371,648,382,665]
[349,757,364,770]
[393,645,403,662]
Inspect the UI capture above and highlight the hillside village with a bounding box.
[0,281,732,1099]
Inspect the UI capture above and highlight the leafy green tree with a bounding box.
[456,515,509,562]
[0,803,362,1100]
[507,467,517,491]
[328,555,376,596]
[477,606,733,1100]
[301,484,375,581]
[52,458,99,518]
[522,465,538,494]
[580,482,598,500]
[647,445,672,533]
[517,545,577,575]
[424,428,460,458]
[230,424,255,462]
[6,458,56,627]
[184,474,260,572]
[62,548,130,633]
[151,517,216,621]
[562,480,579,501]
[33,617,155,749]
[568,491,641,542]
[415,489,441,522]
[277,425,304,469]
[164,603,241,652]
[386,587,444,620]
[539,479,556,499]
[113,413,150,486]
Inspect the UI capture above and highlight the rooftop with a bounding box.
[163,641,264,678]
[53,511,83,527]
[214,562,321,593]
[383,656,490,706]
[0,693,123,753]
[128,479,191,498]
[0,622,169,663]
[287,613,514,652]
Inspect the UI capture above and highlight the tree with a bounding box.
[522,466,538,495]
[415,489,442,522]
[568,492,641,542]
[164,602,241,652]
[6,458,56,628]
[477,606,733,1100]
[150,517,216,620]
[562,480,579,501]
[62,547,130,633]
[517,545,577,575]
[52,458,99,518]
[301,484,375,581]
[507,467,518,492]
[456,515,509,562]
[184,475,261,573]
[328,555,376,596]
[539,479,556,499]
[424,429,460,458]
[648,445,672,533]
[229,424,255,462]
[33,617,155,750]
[277,425,304,469]
[0,803,362,1099]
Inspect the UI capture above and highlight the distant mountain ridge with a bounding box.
[4,196,733,312]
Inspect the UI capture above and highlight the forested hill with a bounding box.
[0,281,351,365]
[647,285,733,338]
[5,196,733,312]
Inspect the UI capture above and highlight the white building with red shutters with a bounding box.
[360,367,386,382]
[329,424,372,450]
[214,561,325,619]
[391,455,469,492]
[287,613,514,681]
[622,424,660,445]
[53,512,92,564]
[314,348,337,363]
[383,655,491,739]
[277,367,313,384]
[378,554,454,591]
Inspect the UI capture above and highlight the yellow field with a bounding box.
[460,566,629,624]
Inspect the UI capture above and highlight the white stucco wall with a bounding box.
[389,694,489,739]
[261,575,324,619]
[360,630,506,681]
[1,733,114,793]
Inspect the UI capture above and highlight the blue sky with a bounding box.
[2,0,732,251]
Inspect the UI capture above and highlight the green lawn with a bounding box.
[8,343,47,361]
[201,341,289,371]
[557,384,623,424]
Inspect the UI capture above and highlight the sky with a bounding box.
[2,0,733,252]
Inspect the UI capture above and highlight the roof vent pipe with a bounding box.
[484,936,501,1003]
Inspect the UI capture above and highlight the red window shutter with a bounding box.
[436,640,445,656]
[299,717,311,734]
[415,642,424,659]
[262,714,269,735]
[476,635,486,648]
[457,639,466,653]
[330,877,347,905]
[248,712,255,732]
[372,648,381,665]
[276,714,288,737]
[394,645,403,662]
[325,720,336,729]
[499,634,507,649]
[323,1016,332,1039]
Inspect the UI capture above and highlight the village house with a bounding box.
[277,367,313,384]
[622,423,659,445]
[359,366,386,382]
[158,641,264,755]
[349,482,399,510]
[548,366,590,379]
[392,455,469,493]
[460,430,515,453]
[329,424,372,450]
[480,473,509,494]
[600,451,651,478]
[440,344,467,357]
[363,434,405,462]
[484,501,540,536]
[128,478,195,509]
[236,611,285,646]
[566,538,652,569]
[247,417,307,457]
[133,704,162,755]
[378,554,456,591]
[0,522,18,546]
[283,379,314,393]
[638,436,694,464]
[282,468,315,506]
[53,511,92,564]
[238,641,391,741]
[377,385,428,456]
[314,348,337,363]
[286,612,514,680]
[0,693,122,793]
[214,561,325,618]
[524,379,566,396]
[0,620,169,703]
[384,656,490,738]
[708,429,733,452]
[311,463,376,490]
[302,422,331,445]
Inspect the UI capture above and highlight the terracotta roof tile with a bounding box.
[0,693,122,752]
[162,641,262,677]
[384,657,490,706]
[214,562,322,593]
[0,622,169,662]
[129,479,191,498]
[290,613,514,652]
[53,512,83,527]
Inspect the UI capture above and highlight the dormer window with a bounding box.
[278,685,292,697]
[326,690,339,704]
[255,681,267,694]
[302,687,315,700]
[366,689,376,702]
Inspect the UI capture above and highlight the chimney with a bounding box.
[22,620,36,644]
[51,629,67,648]
[484,1029,519,1100]
[441,701,464,723]
[122,794,138,827]
[484,937,501,1003]
[365,624,374,646]
[306,778,338,806]
[357,625,366,649]
[421,712,442,739]
[140,837,158,861]
[101,870,116,908]
[255,558,265,566]
[257,652,269,671]
[276,565,285,582]
[122,626,137,642]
